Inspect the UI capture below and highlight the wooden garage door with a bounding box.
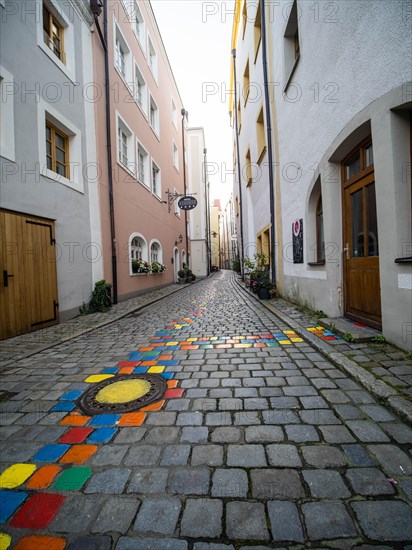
[0,210,59,340]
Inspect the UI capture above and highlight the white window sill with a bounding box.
[173,165,179,174]
[136,101,148,120]
[152,192,163,202]
[130,272,149,276]
[150,126,160,141]
[133,30,146,57]
[38,42,76,83]
[42,167,84,194]
[137,179,150,191]
[118,161,136,179]
[148,67,158,86]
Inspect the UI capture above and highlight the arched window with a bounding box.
[131,237,144,261]
[151,242,159,262]
[316,196,325,261]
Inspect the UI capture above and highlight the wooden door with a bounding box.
[0,210,59,340]
[342,140,381,329]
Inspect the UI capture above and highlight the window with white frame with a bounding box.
[117,115,134,173]
[148,35,157,80]
[137,141,149,186]
[131,236,144,260]
[132,1,145,46]
[150,241,162,263]
[43,2,65,63]
[0,68,16,162]
[172,99,177,127]
[135,64,147,114]
[115,24,131,82]
[283,0,300,90]
[173,142,179,170]
[37,1,74,79]
[174,187,180,216]
[152,160,161,197]
[149,95,159,135]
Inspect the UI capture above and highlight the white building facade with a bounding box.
[0,0,102,339]
[187,127,210,278]
[231,0,412,349]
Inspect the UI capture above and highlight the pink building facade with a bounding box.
[93,0,188,301]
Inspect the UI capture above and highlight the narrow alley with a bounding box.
[1,271,411,549]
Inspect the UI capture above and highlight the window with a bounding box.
[116,115,134,173]
[173,142,179,170]
[46,121,69,178]
[283,0,300,90]
[243,59,250,105]
[115,24,131,82]
[118,127,128,166]
[256,106,266,164]
[137,142,149,185]
[174,187,180,216]
[149,95,159,135]
[135,65,147,114]
[132,1,145,46]
[237,100,242,132]
[172,99,177,127]
[150,241,162,263]
[43,3,65,62]
[254,2,261,61]
[245,149,252,187]
[115,37,125,78]
[148,35,157,80]
[152,160,161,197]
[0,68,15,162]
[235,196,239,217]
[131,236,144,260]
[316,196,325,261]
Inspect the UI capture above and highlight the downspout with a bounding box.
[204,148,211,275]
[260,0,276,289]
[231,49,245,276]
[94,4,118,303]
[181,109,189,267]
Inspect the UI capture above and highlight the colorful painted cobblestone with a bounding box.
[0,295,314,547]
[306,325,341,341]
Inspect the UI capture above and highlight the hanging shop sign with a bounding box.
[178,196,198,210]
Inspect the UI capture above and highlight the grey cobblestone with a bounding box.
[267,501,304,542]
[161,445,191,465]
[169,468,210,494]
[180,426,208,443]
[133,497,181,535]
[251,468,305,499]
[226,502,269,540]
[211,468,248,498]
[227,444,267,467]
[92,497,140,534]
[180,498,223,538]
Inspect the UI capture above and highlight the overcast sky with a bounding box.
[151,0,234,206]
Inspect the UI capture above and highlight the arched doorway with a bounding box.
[173,247,180,282]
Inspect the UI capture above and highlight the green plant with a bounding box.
[178,269,186,278]
[314,310,326,319]
[232,259,241,273]
[191,273,196,281]
[329,322,337,332]
[132,258,150,273]
[242,256,255,271]
[343,332,355,342]
[80,280,112,314]
[371,335,386,344]
[151,261,166,273]
[405,350,412,360]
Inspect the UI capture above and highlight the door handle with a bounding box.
[3,270,14,287]
[343,243,349,260]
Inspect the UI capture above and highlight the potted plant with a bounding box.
[257,275,273,300]
[177,269,186,283]
[151,261,166,273]
[185,268,193,282]
[132,258,150,274]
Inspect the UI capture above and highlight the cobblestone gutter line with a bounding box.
[0,280,204,371]
[234,275,412,425]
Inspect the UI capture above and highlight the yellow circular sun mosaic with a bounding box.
[95,379,151,404]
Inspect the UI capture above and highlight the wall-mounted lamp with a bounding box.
[175,234,183,246]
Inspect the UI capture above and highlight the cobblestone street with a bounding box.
[1,271,411,549]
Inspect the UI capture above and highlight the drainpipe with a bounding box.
[204,148,211,275]
[181,109,189,267]
[231,49,245,276]
[92,1,118,303]
[260,0,276,289]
